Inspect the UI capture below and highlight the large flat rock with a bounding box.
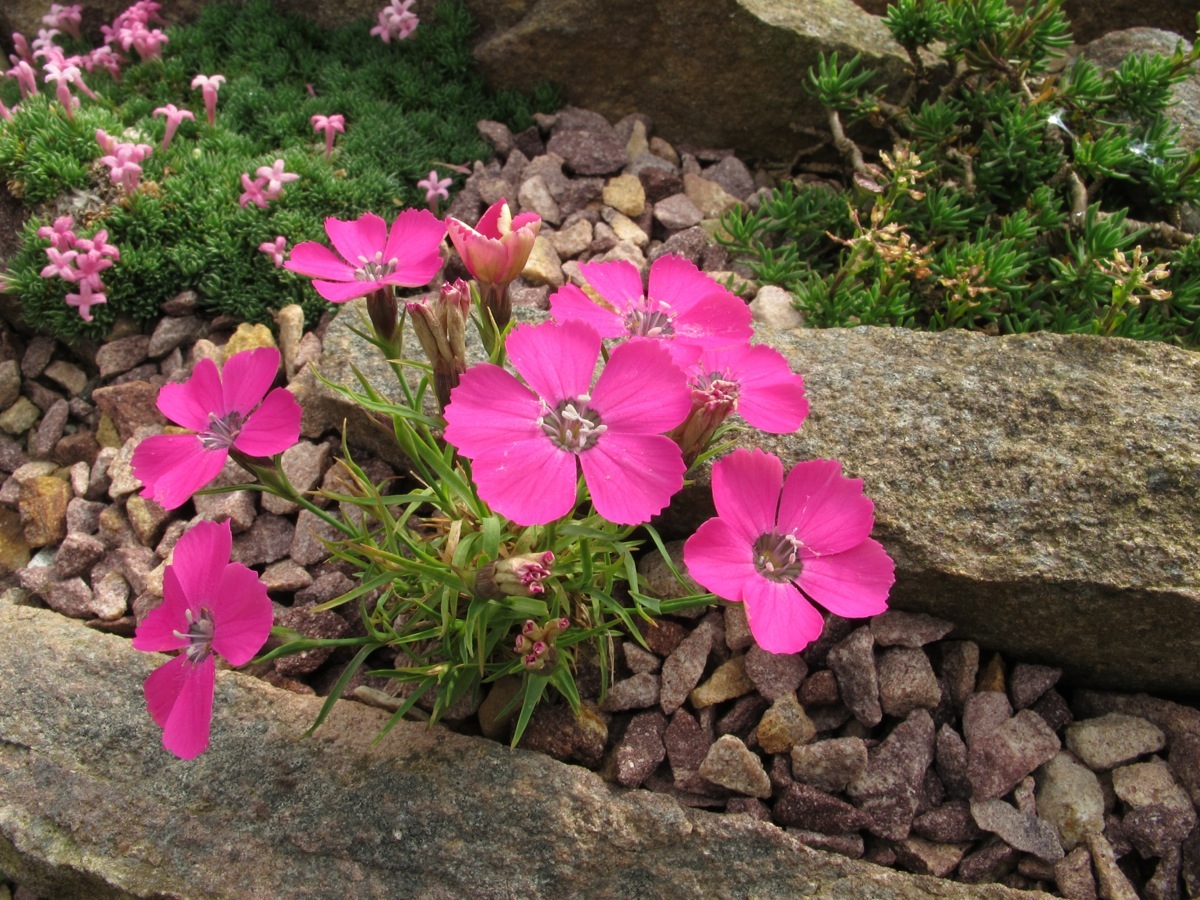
[0,603,1043,899]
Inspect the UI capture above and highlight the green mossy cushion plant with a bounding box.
[0,0,558,341]
[720,0,1200,345]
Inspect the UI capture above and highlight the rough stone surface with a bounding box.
[468,0,911,162]
[827,626,882,727]
[791,737,868,794]
[967,710,1061,801]
[970,799,1064,862]
[1065,712,1166,770]
[848,710,936,840]
[697,734,772,799]
[1036,751,1106,852]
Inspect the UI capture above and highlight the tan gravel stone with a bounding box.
[520,235,564,287]
[223,323,277,360]
[19,475,70,547]
[698,734,771,798]
[602,173,646,217]
[757,693,816,754]
[0,396,40,435]
[690,654,753,708]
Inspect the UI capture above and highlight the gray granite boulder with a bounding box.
[0,603,1044,899]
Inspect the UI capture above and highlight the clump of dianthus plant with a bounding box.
[720,0,1200,345]
[0,0,558,340]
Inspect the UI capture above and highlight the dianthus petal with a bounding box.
[159,654,215,760]
[777,459,875,555]
[443,364,543,458]
[506,319,599,405]
[723,344,809,433]
[646,255,716,316]
[579,431,683,525]
[577,259,645,312]
[132,565,190,653]
[742,578,826,654]
[131,434,227,510]
[683,516,760,602]
[548,283,627,338]
[310,278,379,302]
[143,652,189,729]
[157,357,223,427]
[325,212,387,267]
[673,291,753,348]
[169,519,232,607]
[383,208,446,286]
[221,347,279,416]
[210,561,273,666]
[589,338,690,433]
[284,241,355,281]
[710,448,783,544]
[798,538,895,619]
[234,387,301,457]
[471,438,578,525]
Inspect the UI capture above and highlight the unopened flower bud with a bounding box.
[474,551,555,600]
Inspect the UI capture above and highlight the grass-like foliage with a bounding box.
[721,1,1200,344]
[0,0,559,340]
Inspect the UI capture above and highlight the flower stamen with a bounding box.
[355,251,400,282]
[172,607,216,664]
[625,297,676,337]
[538,394,607,453]
[753,531,803,582]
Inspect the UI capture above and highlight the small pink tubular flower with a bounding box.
[99,142,151,193]
[43,4,82,41]
[443,319,691,526]
[83,45,123,78]
[191,73,224,125]
[447,198,540,290]
[550,254,752,364]
[255,158,299,196]
[238,173,271,209]
[417,169,452,205]
[37,215,76,250]
[7,60,38,99]
[310,114,344,159]
[684,449,895,654]
[154,103,194,151]
[131,347,301,510]
[284,209,446,302]
[40,246,77,279]
[133,519,273,759]
[370,0,419,42]
[258,236,287,267]
[65,280,106,321]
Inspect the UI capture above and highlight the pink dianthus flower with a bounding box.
[670,343,809,466]
[550,254,753,363]
[443,319,691,526]
[683,449,895,654]
[131,347,301,510]
[284,209,445,303]
[132,519,273,759]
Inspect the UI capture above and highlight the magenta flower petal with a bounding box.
[507,319,599,405]
[284,241,355,281]
[131,567,191,653]
[673,292,754,348]
[131,434,228,510]
[589,338,690,434]
[157,653,215,760]
[221,347,280,416]
[580,431,684,525]
[548,284,627,337]
[325,212,388,266]
[169,518,233,604]
[443,364,544,458]
[798,539,895,620]
[683,517,761,601]
[310,278,379,303]
[382,207,446,285]
[143,652,190,728]
[210,562,274,665]
[778,459,876,556]
[157,357,224,427]
[578,259,646,311]
[470,436,578,525]
[233,387,301,457]
[709,343,808,433]
[742,579,826,654]
[474,198,507,238]
[710,448,783,543]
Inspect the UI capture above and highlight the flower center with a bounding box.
[625,297,676,338]
[200,410,246,451]
[693,370,740,412]
[753,532,803,582]
[355,251,399,282]
[172,607,215,664]
[538,395,607,453]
